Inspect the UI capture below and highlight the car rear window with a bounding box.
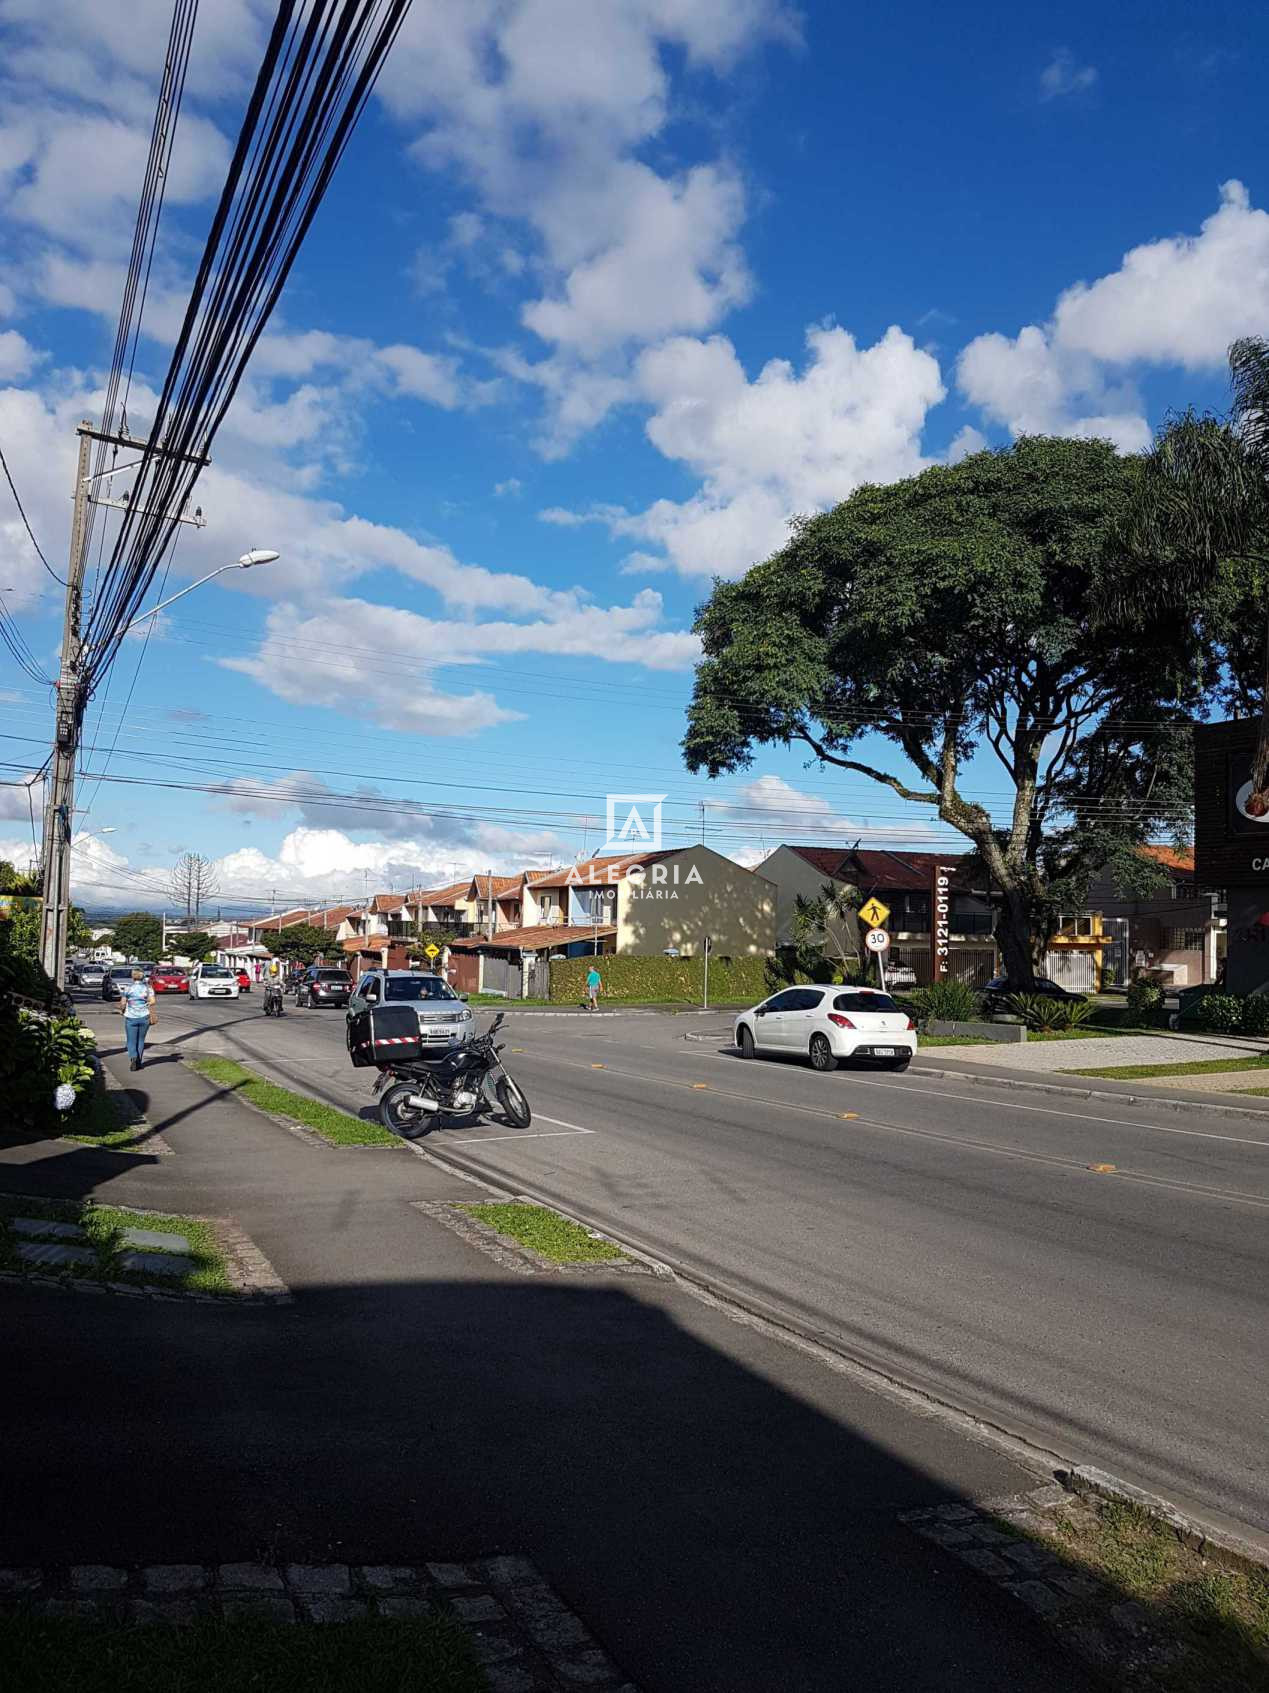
[316,971,350,982]
[385,977,456,1001]
[833,992,900,1013]
[200,966,232,978]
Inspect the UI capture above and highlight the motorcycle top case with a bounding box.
[347,1003,426,1068]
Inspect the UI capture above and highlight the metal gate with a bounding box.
[479,955,515,998]
[1043,949,1097,992]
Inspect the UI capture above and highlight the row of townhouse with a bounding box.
[237,847,778,985]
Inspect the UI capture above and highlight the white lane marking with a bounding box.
[446,1128,594,1145]
[533,1112,596,1133]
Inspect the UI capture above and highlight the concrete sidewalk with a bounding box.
[0,1036,1100,1693]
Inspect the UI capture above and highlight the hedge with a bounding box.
[549,954,771,1004]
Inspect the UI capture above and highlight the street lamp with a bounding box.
[120,549,279,634]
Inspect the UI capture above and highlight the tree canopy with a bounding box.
[109,912,163,960]
[684,436,1217,981]
[167,929,215,962]
[265,923,346,966]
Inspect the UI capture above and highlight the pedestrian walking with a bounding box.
[586,962,602,1011]
[119,967,156,1070]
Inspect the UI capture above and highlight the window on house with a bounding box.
[1164,928,1205,951]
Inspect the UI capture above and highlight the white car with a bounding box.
[734,986,917,1072]
[188,963,241,1001]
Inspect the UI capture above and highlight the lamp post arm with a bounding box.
[118,564,235,633]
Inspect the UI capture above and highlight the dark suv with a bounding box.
[296,966,353,1008]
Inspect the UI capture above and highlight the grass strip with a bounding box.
[461,1201,625,1263]
[188,1055,399,1147]
[62,1075,152,1150]
[0,1613,484,1693]
[1062,1055,1269,1080]
[1036,1493,1269,1693]
[0,1195,234,1296]
[918,1034,996,1047]
[1025,1026,1145,1041]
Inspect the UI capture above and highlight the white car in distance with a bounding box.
[188,963,241,1001]
[734,986,917,1072]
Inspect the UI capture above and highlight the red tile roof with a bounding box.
[467,873,523,900]
[408,880,471,908]
[449,923,616,953]
[312,905,358,928]
[252,909,311,932]
[369,892,408,914]
[785,847,976,889]
[1140,844,1195,873]
[525,852,675,889]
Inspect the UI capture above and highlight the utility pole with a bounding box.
[486,866,495,940]
[38,420,209,988]
[38,422,93,987]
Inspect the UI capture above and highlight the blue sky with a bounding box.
[0,0,1266,914]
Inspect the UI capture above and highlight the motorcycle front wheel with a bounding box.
[496,1076,531,1129]
[379,1081,434,1138]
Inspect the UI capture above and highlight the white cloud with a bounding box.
[373,344,464,409]
[0,329,37,380]
[222,587,699,734]
[551,322,945,577]
[0,773,41,824]
[493,477,522,498]
[375,0,796,445]
[957,182,1269,449]
[945,424,987,463]
[1039,48,1097,101]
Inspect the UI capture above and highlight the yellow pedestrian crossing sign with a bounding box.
[858,897,891,929]
[424,943,440,959]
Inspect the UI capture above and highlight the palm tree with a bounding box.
[1126,336,1269,779]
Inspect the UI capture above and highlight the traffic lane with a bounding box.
[413,1051,1269,1532]
[515,1019,1269,1195]
[121,998,1269,1527]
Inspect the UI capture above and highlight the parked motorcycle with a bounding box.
[373,1012,530,1136]
[263,982,285,1017]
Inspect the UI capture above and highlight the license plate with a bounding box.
[874,1046,895,1056]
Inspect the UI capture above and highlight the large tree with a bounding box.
[109,911,163,960]
[265,923,346,966]
[684,436,1212,985]
[168,852,220,923]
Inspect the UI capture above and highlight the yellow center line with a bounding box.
[502,1048,1269,1211]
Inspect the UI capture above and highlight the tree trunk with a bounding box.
[994,884,1039,989]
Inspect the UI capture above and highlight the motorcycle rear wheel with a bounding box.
[496,1076,531,1129]
[379,1082,434,1138]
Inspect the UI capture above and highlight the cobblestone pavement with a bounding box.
[0,1558,635,1692]
[927,1033,1259,1071]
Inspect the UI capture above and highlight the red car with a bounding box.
[150,968,188,994]
[236,969,253,993]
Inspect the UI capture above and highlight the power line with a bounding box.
[0,438,64,587]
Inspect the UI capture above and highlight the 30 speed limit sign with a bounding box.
[864,927,890,953]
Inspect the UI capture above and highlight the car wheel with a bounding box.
[737,1024,755,1059]
[809,1033,836,1072]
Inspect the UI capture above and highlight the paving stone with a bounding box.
[12,1218,83,1239]
[915,1524,978,1548]
[1003,1580,1068,1618]
[473,1632,523,1665]
[285,1564,350,1594]
[38,1597,100,1619]
[1000,1541,1060,1573]
[376,1595,433,1619]
[70,1564,128,1591]
[484,1665,539,1693]
[972,1526,1018,1547]
[427,1561,477,1588]
[121,1228,191,1253]
[219,1561,284,1592]
[18,1242,97,1268]
[220,1594,295,1621]
[0,1568,41,1593]
[556,1650,622,1685]
[118,1250,195,1278]
[507,1584,592,1649]
[482,1554,539,1588]
[144,1564,206,1594]
[1051,1571,1104,1600]
[451,1593,506,1622]
[956,1549,1014,1580]
[300,1595,368,1623]
[361,1565,419,1591]
[129,1598,203,1626]
[934,1504,979,1523]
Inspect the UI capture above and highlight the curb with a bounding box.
[1060,1466,1269,1578]
[681,1030,1269,1123]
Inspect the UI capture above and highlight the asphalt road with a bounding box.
[94,990,1269,1537]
